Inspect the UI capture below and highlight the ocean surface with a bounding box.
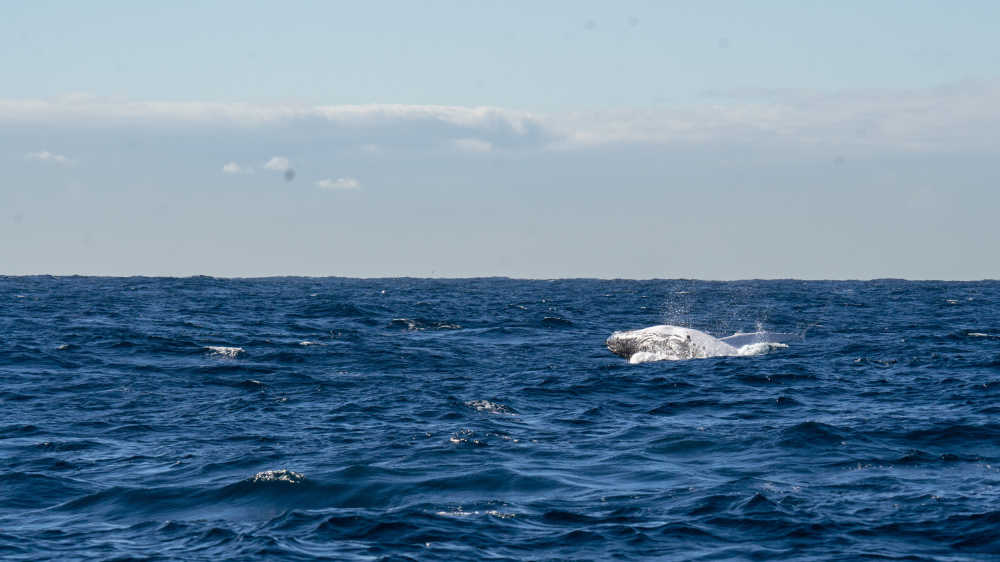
[2,277,999,561]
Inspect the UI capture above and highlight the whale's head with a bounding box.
[606,327,693,360]
[606,325,709,362]
[606,331,638,359]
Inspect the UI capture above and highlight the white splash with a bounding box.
[736,342,789,356]
[436,508,515,519]
[465,400,515,415]
[250,469,304,484]
[449,428,487,447]
[206,346,244,358]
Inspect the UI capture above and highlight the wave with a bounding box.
[388,318,462,331]
[247,469,305,484]
[205,346,244,359]
[4,278,999,560]
[541,316,574,327]
[465,400,518,415]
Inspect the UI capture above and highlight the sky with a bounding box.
[2,0,999,279]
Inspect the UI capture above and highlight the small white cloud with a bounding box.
[221,161,252,174]
[263,156,290,171]
[452,138,493,153]
[359,144,381,153]
[25,150,72,165]
[316,177,361,190]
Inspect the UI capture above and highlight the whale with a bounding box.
[606,325,797,364]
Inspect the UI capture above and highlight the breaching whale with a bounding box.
[606,325,797,364]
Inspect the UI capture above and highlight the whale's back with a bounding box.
[606,325,738,363]
[607,325,792,363]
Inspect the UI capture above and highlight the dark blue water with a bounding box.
[2,277,999,560]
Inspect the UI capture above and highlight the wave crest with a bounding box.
[249,469,305,484]
[206,346,244,359]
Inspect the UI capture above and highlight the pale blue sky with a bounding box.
[5,1,999,107]
[2,1,998,278]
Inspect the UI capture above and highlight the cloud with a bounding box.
[316,177,361,190]
[452,138,493,153]
[25,150,72,165]
[0,96,541,133]
[0,97,552,151]
[3,82,1000,155]
[221,162,252,174]
[549,82,1000,153]
[263,156,290,171]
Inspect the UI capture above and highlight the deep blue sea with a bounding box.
[2,277,999,560]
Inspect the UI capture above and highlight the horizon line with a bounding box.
[2,274,996,283]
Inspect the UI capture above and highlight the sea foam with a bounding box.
[206,346,244,358]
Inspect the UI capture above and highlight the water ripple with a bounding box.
[1,277,998,559]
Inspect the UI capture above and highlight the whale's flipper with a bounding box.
[718,331,800,348]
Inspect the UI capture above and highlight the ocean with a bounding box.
[2,276,999,560]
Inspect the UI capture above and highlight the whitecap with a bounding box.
[250,469,304,484]
[390,318,460,331]
[449,428,487,446]
[437,508,474,517]
[206,346,244,358]
[466,400,516,415]
[391,318,419,330]
[436,508,515,519]
[485,510,515,519]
